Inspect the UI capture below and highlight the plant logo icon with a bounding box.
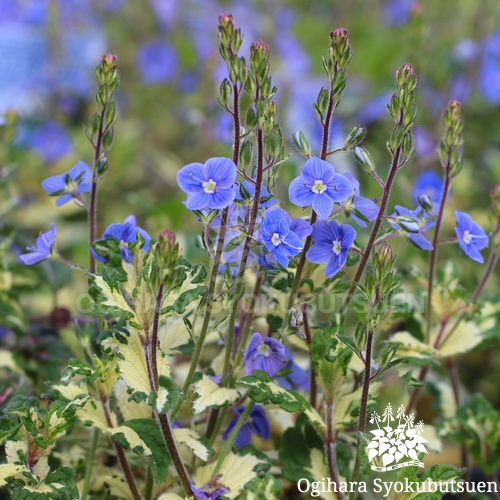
[366,403,428,471]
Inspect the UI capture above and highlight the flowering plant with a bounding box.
[1,10,500,500]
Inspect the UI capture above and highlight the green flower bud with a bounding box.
[239,140,253,169]
[353,147,375,172]
[316,88,329,115]
[345,126,367,148]
[292,131,311,157]
[246,105,258,130]
[219,78,232,105]
[418,193,433,213]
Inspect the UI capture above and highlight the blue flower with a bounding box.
[289,157,352,219]
[20,223,57,265]
[27,122,72,164]
[136,40,178,85]
[306,220,356,277]
[223,405,270,447]
[93,216,151,263]
[177,157,237,211]
[260,208,311,268]
[455,211,489,263]
[412,171,444,210]
[190,481,228,500]
[244,332,287,378]
[343,173,379,228]
[278,348,309,392]
[383,0,416,26]
[41,161,91,206]
[393,206,433,251]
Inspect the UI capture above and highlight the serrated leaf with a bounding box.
[174,428,212,461]
[192,375,240,414]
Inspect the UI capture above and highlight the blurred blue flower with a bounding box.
[306,220,356,277]
[20,223,57,265]
[27,122,72,164]
[93,217,151,263]
[41,160,91,206]
[260,208,310,268]
[356,92,392,126]
[177,157,237,211]
[413,126,436,159]
[149,0,179,28]
[289,157,352,219]
[136,40,178,84]
[343,173,378,228]
[393,206,433,250]
[477,59,500,105]
[412,171,444,211]
[223,405,270,447]
[244,332,287,378]
[455,211,489,263]
[383,0,417,26]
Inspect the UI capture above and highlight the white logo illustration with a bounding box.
[366,403,428,472]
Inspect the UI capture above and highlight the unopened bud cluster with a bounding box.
[151,229,181,289]
[387,64,417,162]
[438,100,464,178]
[218,14,245,86]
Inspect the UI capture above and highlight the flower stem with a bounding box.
[80,428,99,500]
[302,303,317,408]
[89,104,107,275]
[425,166,452,344]
[340,139,402,314]
[326,397,344,500]
[351,329,374,484]
[213,401,255,476]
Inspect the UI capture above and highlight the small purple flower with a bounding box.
[93,217,151,263]
[177,157,237,211]
[20,223,57,265]
[306,220,356,277]
[289,157,352,219]
[223,405,270,447]
[244,332,287,378]
[41,160,91,206]
[393,206,433,251]
[136,40,178,85]
[455,211,489,263]
[191,481,228,500]
[278,348,309,392]
[343,173,379,228]
[260,208,311,268]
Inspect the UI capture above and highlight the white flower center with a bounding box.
[462,230,471,244]
[332,240,342,255]
[271,232,282,246]
[257,344,271,356]
[311,180,327,194]
[203,179,217,194]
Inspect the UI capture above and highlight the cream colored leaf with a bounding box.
[437,321,482,357]
[157,495,186,500]
[305,449,336,500]
[174,428,211,461]
[93,474,135,500]
[194,452,261,499]
[192,375,240,414]
[0,463,24,487]
[158,316,192,355]
[93,275,136,319]
[390,332,438,359]
[108,426,152,456]
[117,330,151,395]
[114,380,151,421]
[5,440,27,463]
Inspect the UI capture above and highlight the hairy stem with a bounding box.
[302,303,317,408]
[325,398,344,500]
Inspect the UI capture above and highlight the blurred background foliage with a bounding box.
[1,0,500,405]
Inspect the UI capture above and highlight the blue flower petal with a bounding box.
[273,244,290,267]
[408,232,433,251]
[55,193,73,206]
[289,218,312,239]
[203,157,237,189]
[185,191,211,210]
[249,406,271,440]
[301,157,336,185]
[208,188,235,210]
[312,193,334,219]
[325,252,346,277]
[352,195,379,222]
[289,176,315,207]
[177,163,205,193]
[325,173,353,203]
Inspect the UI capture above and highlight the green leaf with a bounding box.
[121,418,172,483]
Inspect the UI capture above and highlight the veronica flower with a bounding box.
[393,206,433,251]
[260,208,311,268]
[191,481,228,500]
[412,171,444,211]
[306,220,356,277]
[244,332,287,378]
[223,405,270,447]
[20,224,57,265]
[455,211,489,263]
[41,161,91,206]
[93,216,151,263]
[289,157,352,219]
[177,157,237,211]
[343,173,379,228]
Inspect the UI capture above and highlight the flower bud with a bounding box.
[239,140,253,169]
[396,215,420,233]
[417,194,434,213]
[353,147,375,172]
[292,131,311,157]
[219,78,232,105]
[345,126,367,148]
[246,106,258,130]
[396,64,414,88]
[316,88,329,115]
